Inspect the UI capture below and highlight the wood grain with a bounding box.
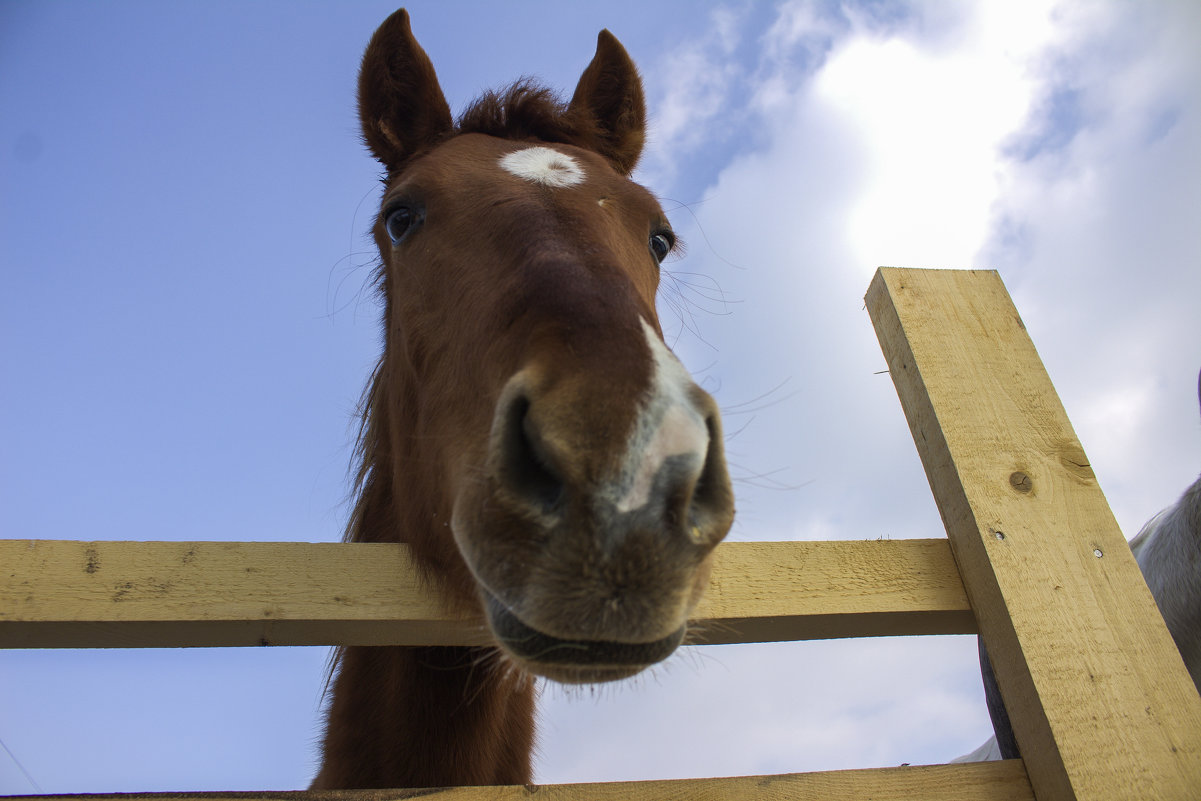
[0,538,974,648]
[866,267,1201,801]
[1,760,1033,801]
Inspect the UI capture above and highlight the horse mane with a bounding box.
[345,360,389,544]
[456,80,584,148]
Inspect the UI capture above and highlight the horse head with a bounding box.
[354,9,735,683]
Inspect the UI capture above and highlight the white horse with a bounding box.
[955,371,1201,763]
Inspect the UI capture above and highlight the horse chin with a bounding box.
[526,664,649,685]
[483,593,686,685]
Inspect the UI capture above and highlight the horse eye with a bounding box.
[649,232,673,264]
[384,206,414,244]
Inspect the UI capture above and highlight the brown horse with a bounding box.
[312,9,735,789]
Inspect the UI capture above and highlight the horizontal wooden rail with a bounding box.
[0,538,975,649]
[2,760,1033,801]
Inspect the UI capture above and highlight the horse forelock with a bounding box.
[458,80,572,141]
[374,80,611,181]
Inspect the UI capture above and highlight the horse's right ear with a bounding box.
[566,30,646,176]
[358,9,453,173]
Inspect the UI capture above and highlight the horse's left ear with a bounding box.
[358,9,454,173]
[566,31,646,176]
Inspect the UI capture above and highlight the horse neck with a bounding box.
[313,646,536,788]
[347,357,481,601]
[314,362,537,789]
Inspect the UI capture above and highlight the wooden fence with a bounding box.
[3,268,1198,800]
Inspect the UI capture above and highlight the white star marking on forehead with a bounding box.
[499,146,586,188]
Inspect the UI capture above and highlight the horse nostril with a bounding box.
[498,394,566,513]
[685,413,735,545]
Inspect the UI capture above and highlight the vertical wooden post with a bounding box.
[866,268,1201,800]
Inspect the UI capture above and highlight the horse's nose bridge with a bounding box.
[604,321,733,546]
[612,357,711,517]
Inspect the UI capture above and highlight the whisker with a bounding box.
[721,414,756,442]
[728,461,813,492]
[0,737,41,794]
[720,377,795,414]
[660,195,746,273]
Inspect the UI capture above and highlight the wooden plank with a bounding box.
[0,760,1034,801]
[866,267,1201,801]
[0,539,974,649]
[0,540,482,649]
[695,538,974,643]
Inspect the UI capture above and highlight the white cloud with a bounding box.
[644,0,1200,543]
[982,0,1201,532]
[538,0,1201,783]
[641,6,747,191]
[816,31,1037,272]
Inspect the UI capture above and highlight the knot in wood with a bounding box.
[1009,471,1033,493]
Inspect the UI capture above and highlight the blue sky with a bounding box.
[2,0,1199,792]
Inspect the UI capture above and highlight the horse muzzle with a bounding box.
[450,336,735,682]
